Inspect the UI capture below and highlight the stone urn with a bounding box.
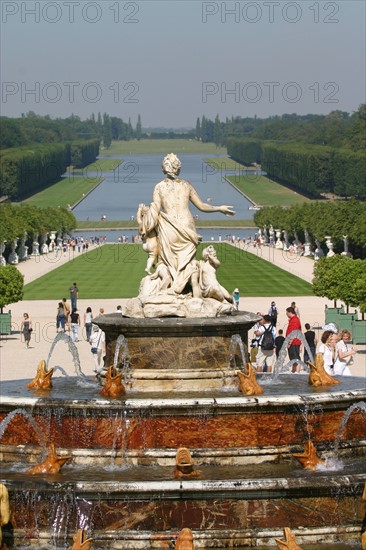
[325,236,335,257]
[275,229,283,249]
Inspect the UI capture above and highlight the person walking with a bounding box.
[84,307,93,342]
[254,315,276,373]
[70,308,80,343]
[69,282,78,310]
[274,329,285,359]
[268,301,278,327]
[334,329,357,376]
[285,307,302,373]
[56,302,66,333]
[21,313,33,349]
[89,325,105,373]
[62,298,71,332]
[303,323,317,364]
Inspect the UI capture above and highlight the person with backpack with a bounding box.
[254,315,276,373]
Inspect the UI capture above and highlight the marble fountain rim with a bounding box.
[93,311,260,336]
[2,473,365,497]
[1,384,366,411]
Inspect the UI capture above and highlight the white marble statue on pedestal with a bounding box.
[314,239,325,261]
[40,232,49,254]
[125,153,235,318]
[0,242,6,266]
[325,236,335,257]
[341,235,352,258]
[8,239,19,265]
[275,229,283,249]
[269,225,274,247]
[303,229,313,257]
[56,231,62,250]
[18,232,29,261]
[31,233,40,256]
[282,230,290,250]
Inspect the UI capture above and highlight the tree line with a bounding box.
[253,201,366,259]
[0,203,76,243]
[0,112,143,150]
[0,139,100,200]
[195,105,365,152]
[227,138,365,199]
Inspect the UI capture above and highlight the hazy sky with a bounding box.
[1,0,365,127]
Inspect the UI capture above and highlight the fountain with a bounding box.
[0,155,365,548]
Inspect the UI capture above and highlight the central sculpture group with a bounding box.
[125,153,236,318]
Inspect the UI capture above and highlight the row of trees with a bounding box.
[0,112,143,150]
[0,204,76,243]
[253,201,366,259]
[227,138,366,198]
[195,106,365,152]
[313,256,366,315]
[0,139,100,200]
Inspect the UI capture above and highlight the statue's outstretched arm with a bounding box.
[189,186,235,216]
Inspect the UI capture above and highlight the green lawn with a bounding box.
[227,175,311,207]
[22,176,103,208]
[23,244,313,300]
[100,139,226,156]
[72,158,123,174]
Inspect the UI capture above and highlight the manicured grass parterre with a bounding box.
[72,158,123,174]
[100,139,226,156]
[22,176,103,208]
[23,243,313,300]
[227,175,310,207]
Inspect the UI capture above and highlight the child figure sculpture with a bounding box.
[137,203,158,274]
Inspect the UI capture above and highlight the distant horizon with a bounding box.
[1,104,363,134]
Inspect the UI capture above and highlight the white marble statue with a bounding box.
[341,235,352,258]
[31,233,40,256]
[199,245,233,304]
[303,229,313,257]
[124,154,235,318]
[0,242,6,266]
[314,239,325,261]
[19,232,29,261]
[8,238,19,265]
[40,232,49,254]
[282,230,290,250]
